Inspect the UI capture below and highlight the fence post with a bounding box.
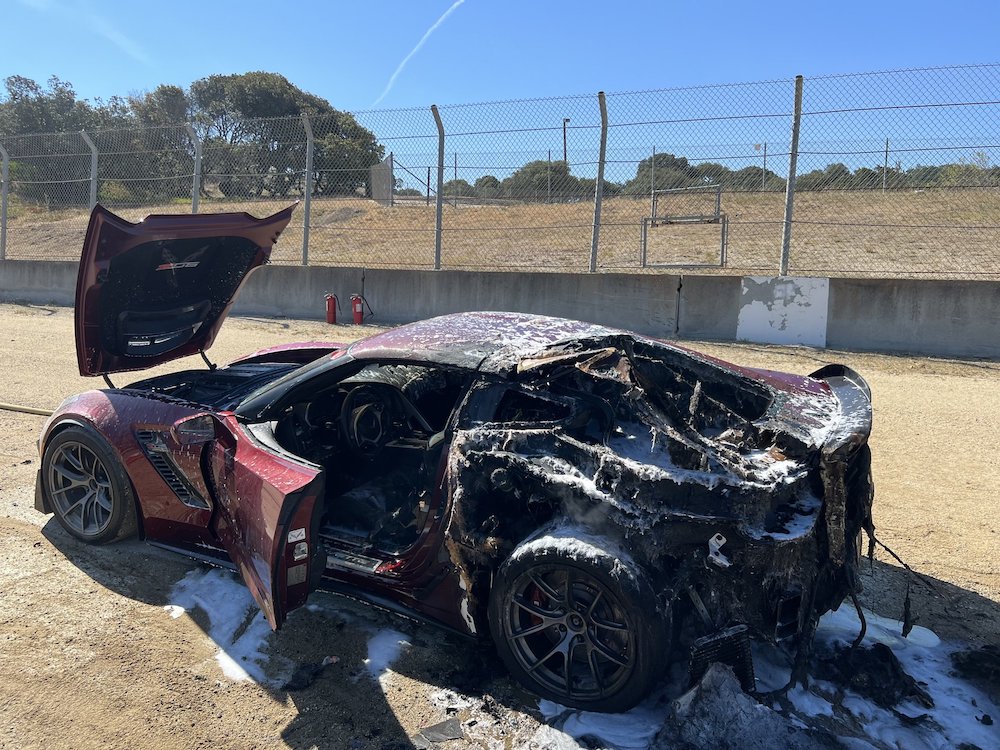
[184,124,202,213]
[431,105,445,270]
[590,91,608,273]
[547,150,552,203]
[762,142,767,189]
[388,152,394,207]
[80,130,98,210]
[301,114,314,266]
[780,76,803,276]
[426,166,431,207]
[650,145,656,215]
[883,137,889,193]
[0,143,9,260]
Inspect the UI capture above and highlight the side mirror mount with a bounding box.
[171,414,218,445]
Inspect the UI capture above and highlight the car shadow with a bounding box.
[39,519,424,749]
[42,517,1000,749]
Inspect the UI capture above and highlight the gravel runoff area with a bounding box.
[0,303,997,750]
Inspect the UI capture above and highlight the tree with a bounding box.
[188,72,381,198]
[0,76,101,205]
[474,175,501,199]
[623,152,699,196]
[443,178,474,198]
[311,111,384,196]
[0,75,96,134]
[502,160,581,201]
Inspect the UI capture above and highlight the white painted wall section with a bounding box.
[736,276,830,347]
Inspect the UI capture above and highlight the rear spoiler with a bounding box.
[809,364,871,402]
[809,364,872,451]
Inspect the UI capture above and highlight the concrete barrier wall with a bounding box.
[0,260,77,307]
[0,260,997,358]
[235,266,683,339]
[827,278,1000,358]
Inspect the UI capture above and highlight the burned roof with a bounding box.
[347,312,621,370]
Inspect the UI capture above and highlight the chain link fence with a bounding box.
[1,64,998,277]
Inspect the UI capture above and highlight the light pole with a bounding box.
[562,118,571,164]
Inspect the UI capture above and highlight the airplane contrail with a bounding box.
[373,0,467,105]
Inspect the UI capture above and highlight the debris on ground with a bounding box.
[280,655,339,691]
[815,642,933,709]
[410,717,464,747]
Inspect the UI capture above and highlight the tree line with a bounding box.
[0,73,383,206]
[427,150,999,203]
[2,74,997,210]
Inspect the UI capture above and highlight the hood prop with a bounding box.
[200,351,217,371]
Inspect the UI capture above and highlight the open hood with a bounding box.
[75,204,296,377]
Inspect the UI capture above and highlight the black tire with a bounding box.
[41,425,138,544]
[488,527,668,712]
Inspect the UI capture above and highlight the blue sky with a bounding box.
[4,0,1000,110]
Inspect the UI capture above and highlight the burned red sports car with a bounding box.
[36,205,874,712]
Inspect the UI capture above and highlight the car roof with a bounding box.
[347,312,622,370]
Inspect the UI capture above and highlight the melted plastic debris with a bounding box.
[164,567,274,683]
[528,608,998,749]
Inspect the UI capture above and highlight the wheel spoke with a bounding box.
[586,588,604,616]
[51,463,88,488]
[64,447,86,474]
[527,571,562,605]
[589,636,629,668]
[591,614,629,632]
[588,649,604,693]
[78,491,96,531]
[564,636,582,694]
[513,594,563,620]
[62,489,92,518]
[526,633,572,673]
[511,619,557,640]
[94,488,113,512]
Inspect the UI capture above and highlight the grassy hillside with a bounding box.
[6,189,999,277]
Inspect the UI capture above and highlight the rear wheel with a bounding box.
[42,425,137,544]
[489,531,668,712]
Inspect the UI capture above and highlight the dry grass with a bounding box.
[6,189,1000,277]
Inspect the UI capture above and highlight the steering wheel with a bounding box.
[341,385,397,456]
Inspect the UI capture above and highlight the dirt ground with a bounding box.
[0,304,997,750]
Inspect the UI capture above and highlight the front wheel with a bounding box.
[488,529,668,712]
[41,425,137,544]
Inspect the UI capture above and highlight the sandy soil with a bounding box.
[0,304,997,749]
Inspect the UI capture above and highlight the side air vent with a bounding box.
[135,430,210,510]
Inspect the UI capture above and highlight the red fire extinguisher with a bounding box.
[351,294,365,325]
[324,293,340,324]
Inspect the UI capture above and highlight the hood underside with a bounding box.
[75,204,296,377]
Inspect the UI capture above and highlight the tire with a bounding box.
[41,425,138,544]
[488,527,668,712]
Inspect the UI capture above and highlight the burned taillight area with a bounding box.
[820,443,874,573]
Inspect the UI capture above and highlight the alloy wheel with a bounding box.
[47,440,115,537]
